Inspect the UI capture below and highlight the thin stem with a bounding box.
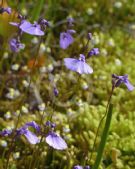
[82,39,90,53]
[29,104,46,169]
[89,86,114,163]
[5,38,42,169]
[92,104,113,169]
[79,38,90,56]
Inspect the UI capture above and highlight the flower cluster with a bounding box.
[0,121,67,150]
[0,3,135,169]
[60,17,76,49]
[9,15,49,53]
[64,33,99,74]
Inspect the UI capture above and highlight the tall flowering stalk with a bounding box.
[91,74,134,169]
[5,11,49,168]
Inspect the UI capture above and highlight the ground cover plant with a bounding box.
[0,0,135,169]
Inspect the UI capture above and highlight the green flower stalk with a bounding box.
[92,103,113,169]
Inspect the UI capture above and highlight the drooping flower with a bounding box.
[88,48,99,57]
[0,7,11,14]
[9,38,25,52]
[46,131,67,150]
[73,165,83,169]
[17,127,40,144]
[112,74,134,91]
[10,20,45,36]
[17,122,40,144]
[64,54,93,74]
[0,121,40,144]
[60,29,75,49]
[20,21,44,36]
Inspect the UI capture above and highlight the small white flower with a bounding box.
[4,111,11,119]
[3,52,9,59]
[114,1,122,8]
[21,105,29,114]
[91,35,100,45]
[6,88,20,99]
[81,81,89,90]
[76,99,83,106]
[101,48,108,56]
[107,38,115,47]
[11,64,20,71]
[0,140,8,147]
[87,8,94,15]
[13,152,20,159]
[22,65,29,71]
[31,37,39,44]
[47,64,54,72]
[46,47,51,53]
[39,66,47,73]
[21,8,27,15]
[63,126,70,133]
[14,110,20,116]
[115,58,122,66]
[39,43,46,53]
[22,80,29,87]
[38,103,45,111]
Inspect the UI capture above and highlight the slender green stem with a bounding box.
[92,104,113,169]
[89,87,114,163]
[28,110,45,169]
[5,38,42,169]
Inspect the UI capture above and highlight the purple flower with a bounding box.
[73,165,83,169]
[87,33,92,40]
[88,48,99,57]
[23,129,40,144]
[46,121,56,128]
[10,20,44,36]
[60,30,75,49]
[112,74,134,91]
[39,18,49,27]
[20,21,44,36]
[67,29,76,34]
[53,87,59,96]
[46,131,67,150]
[64,54,93,74]
[25,121,40,132]
[0,7,11,14]
[73,165,90,169]
[9,38,25,52]
[0,129,12,136]
[67,17,74,26]
[17,125,40,144]
[16,121,40,144]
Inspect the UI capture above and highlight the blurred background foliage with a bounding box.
[0,0,135,169]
